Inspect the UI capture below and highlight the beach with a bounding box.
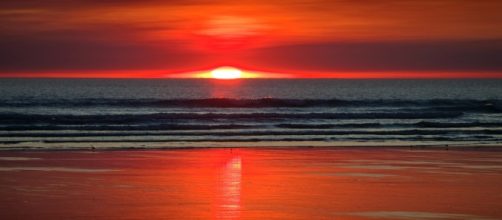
[1,147,502,220]
[1,79,502,219]
[2,0,502,219]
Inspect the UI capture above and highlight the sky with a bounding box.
[1,0,501,78]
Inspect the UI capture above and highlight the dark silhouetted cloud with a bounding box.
[245,40,502,72]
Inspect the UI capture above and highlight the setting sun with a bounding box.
[210,66,242,79]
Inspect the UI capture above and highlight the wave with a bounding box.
[416,121,502,128]
[2,129,502,137]
[2,136,500,145]
[278,121,502,129]
[3,121,501,131]
[275,123,383,129]
[0,112,463,124]
[2,98,501,111]
[0,124,257,131]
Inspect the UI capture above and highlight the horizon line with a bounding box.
[1,68,502,79]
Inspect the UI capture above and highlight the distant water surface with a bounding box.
[1,79,502,149]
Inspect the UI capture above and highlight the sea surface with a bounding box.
[1,78,502,149]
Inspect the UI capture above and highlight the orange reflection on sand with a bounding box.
[214,156,242,220]
[2,149,502,220]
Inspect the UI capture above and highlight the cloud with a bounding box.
[0,32,208,72]
[2,36,502,74]
[0,0,501,75]
[244,40,502,72]
[0,0,203,9]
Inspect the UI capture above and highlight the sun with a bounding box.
[210,66,242,79]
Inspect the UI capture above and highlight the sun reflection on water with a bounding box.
[215,155,242,220]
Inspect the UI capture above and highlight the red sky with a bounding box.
[1,0,501,78]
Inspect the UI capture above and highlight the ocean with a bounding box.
[1,78,502,149]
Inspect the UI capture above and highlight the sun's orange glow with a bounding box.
[2,70,502,79]
[0,1,502,78]
[169,66,292,79]
[210,67,243,79]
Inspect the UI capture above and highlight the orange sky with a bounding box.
[1,0,501,78]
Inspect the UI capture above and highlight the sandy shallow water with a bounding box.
[1,147,502,220]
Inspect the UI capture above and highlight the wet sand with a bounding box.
[1,147,502,220]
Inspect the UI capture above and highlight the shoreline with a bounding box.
[2,146,502,219]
